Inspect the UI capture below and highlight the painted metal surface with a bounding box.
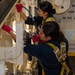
[0,0,18,29]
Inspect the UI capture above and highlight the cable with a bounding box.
[23,6,39,32]
[23,6,35,24]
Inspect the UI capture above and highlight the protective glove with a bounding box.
[16,4,23,12]
[32,33,43,43]
[2,24,12,33]
[32,34,40,43]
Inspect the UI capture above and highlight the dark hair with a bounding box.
[42,21,65,43]
[39,1,56,15]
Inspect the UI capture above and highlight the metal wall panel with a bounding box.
[0,0,17,24]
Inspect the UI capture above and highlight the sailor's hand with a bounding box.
[16,3,23,12]
[2,24,12,33]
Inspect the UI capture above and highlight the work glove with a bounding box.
[32,34,40,43]
[2,24,12,33]
[32,33,43,43]
[16,4,23,12]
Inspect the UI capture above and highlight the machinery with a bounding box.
[0,0,75,75]
[0,0,24,75]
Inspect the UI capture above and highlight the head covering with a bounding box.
[53,0,71,14]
